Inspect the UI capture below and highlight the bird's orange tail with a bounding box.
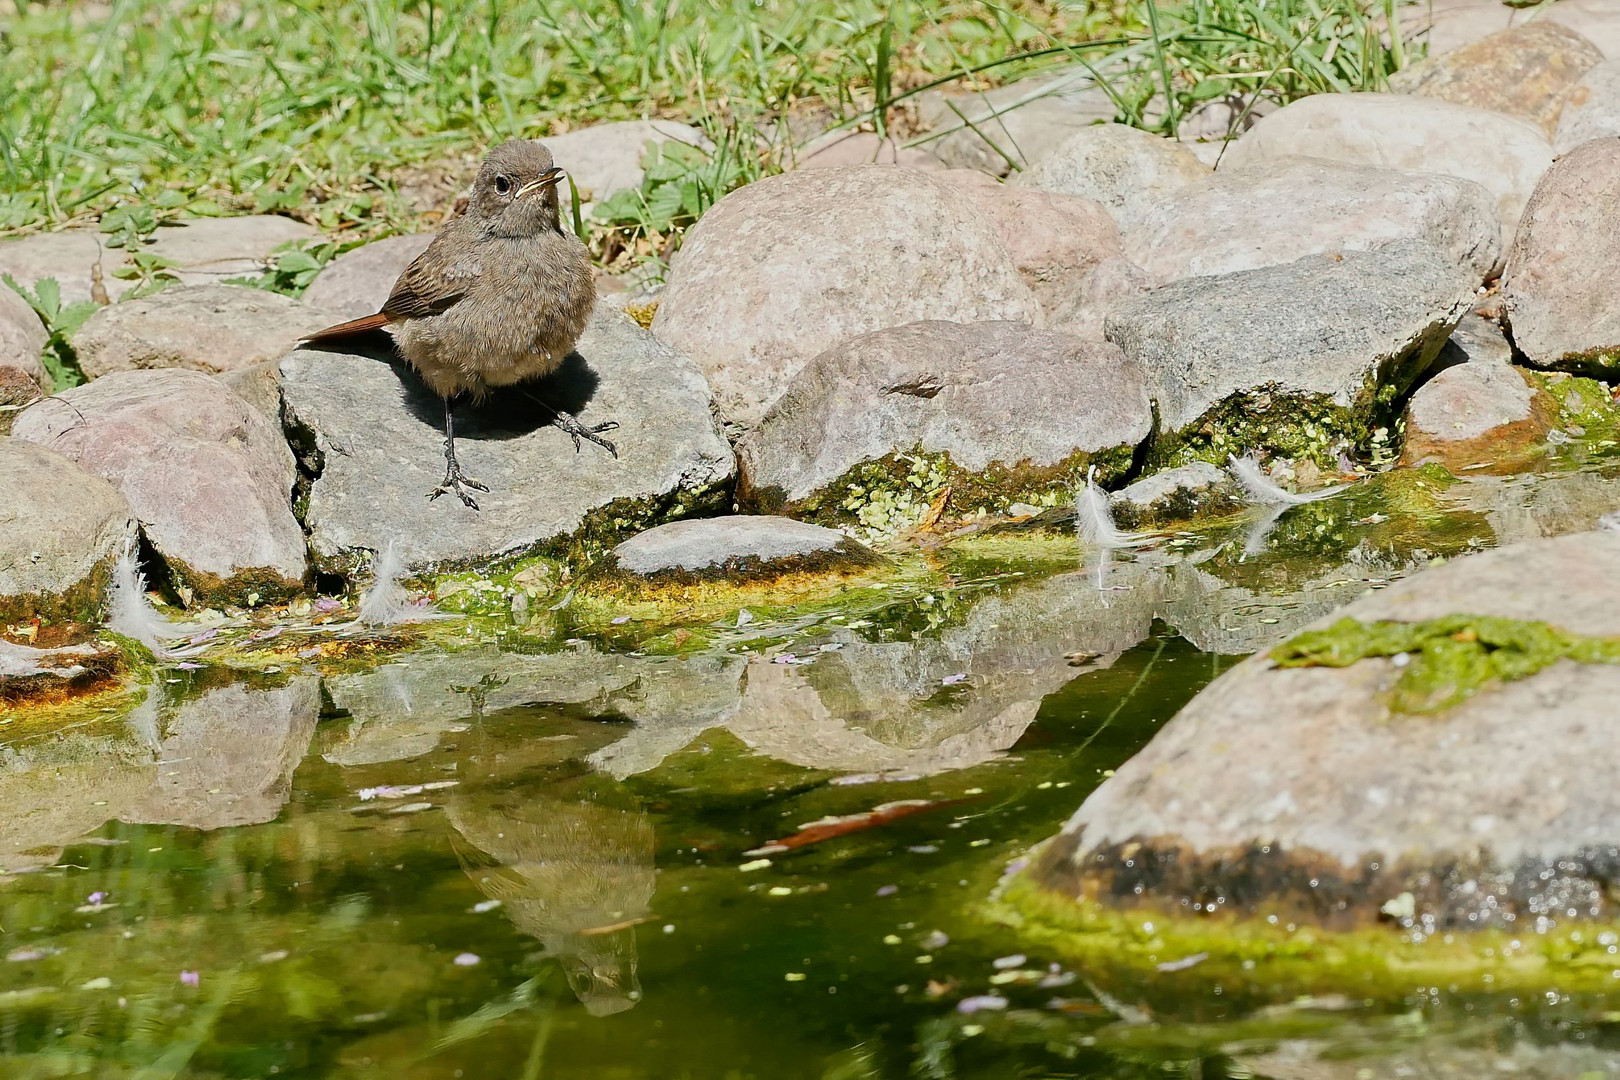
[300,312,395,345]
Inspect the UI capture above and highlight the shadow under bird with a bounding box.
[300,138,615,510]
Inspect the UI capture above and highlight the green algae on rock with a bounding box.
[736,320,1151,538]
[1272,613,1620,715]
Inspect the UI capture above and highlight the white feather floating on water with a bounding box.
[1227,455,1349,506]
[1076,466,1150,550]
[106,549,206,658]
[355,542,451,628]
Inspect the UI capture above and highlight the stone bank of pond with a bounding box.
[10,464,1620,1076]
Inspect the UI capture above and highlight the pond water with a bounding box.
[8,463,1620,1078]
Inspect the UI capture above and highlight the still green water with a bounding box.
[10,462,1620,1077]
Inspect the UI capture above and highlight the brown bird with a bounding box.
[301,139,614,509]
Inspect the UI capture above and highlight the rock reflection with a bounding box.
[446,774,655,1017]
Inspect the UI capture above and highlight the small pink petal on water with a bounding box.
[179,971,199,986]
[957,995,1008,1014]
[942,673,968,686]
[992,954,1026,970]
[453,953,481,966]
[86,892,106,905]
[876,885,898,897]
[314,597,344,613]
[611,616,631,625]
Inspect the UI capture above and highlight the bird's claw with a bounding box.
[553,413,619,458]
[427,470,490,510]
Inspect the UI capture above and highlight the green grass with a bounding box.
[0,0,1416,263]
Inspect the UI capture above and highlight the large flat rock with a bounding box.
[1103,242,1476,460]
[736,320,1152,530]
[1031,530,1620,929]
[13,369,306,600]
[1222,93,1554,243]
[74,284,335,378]
[1124,158,1501,285]
[282,306,735,576]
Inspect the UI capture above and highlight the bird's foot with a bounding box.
[552,411,619,458]
[427,466,490,510]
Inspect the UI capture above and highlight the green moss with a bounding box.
[989,872,1620,1002]
[1272,614,1620,715]
[751,445,1136,546]
[1152,390,1374,471]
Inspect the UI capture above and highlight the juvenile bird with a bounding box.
[302,139,613,510]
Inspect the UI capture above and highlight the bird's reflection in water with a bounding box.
[447,774,655,1016]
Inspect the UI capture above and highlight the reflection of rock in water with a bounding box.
[446,779,654,1017]
[125,677,320,829]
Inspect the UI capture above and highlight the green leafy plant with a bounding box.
[226,238,349,296]
[2,273,97,390]
[100,193,189,298]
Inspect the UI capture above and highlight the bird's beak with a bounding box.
[517,168,566,198]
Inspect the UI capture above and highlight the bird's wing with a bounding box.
[380,231,484,320]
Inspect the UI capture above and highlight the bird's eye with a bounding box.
[494,174,513,196]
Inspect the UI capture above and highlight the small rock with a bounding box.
[1124,158,1501,285]
[0,366,44,436]
[603,517,882,583]
[651,166,1041,430]
[13,370,306,601]
[737,321,1151,528]
[0,639,120,702]
[1554,59,1620,153]
[1016,123,1210,234]
[0,283,47,384]
[1221,93,1554,243]
[0,216,320,306]
[281,306,735,576]
[1104,242,1475,462]
[1024,529,1620,932]
[1402,363,1551,468]
[0,439,134,622]
[1501,138,1620,373]
[73,284,335,378]
[544,120,710,213]
[1109,462,1243,529]
[1437,312,1513,368]
[918,72,1116,175]
[792,131,947,171]
[300,234,433,321]
[1390,21,1604,137]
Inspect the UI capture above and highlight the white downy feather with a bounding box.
[1227,455,1349,506]
[1076,466,1149,550]
[356,542,448,628]
[106,549,206,658]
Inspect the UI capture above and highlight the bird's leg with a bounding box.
[519,389,619,458]
[428,396,490,509]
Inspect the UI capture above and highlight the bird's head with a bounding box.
[469,139,568,237]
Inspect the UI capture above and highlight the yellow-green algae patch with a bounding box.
[989,866,1620,1002]
[1272,614,1620,715]
[743,445,1137,545]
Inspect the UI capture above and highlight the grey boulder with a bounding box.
[0,216,320,307]
[1029,529,1620,928]
[1390,20,1604,137]
[918,72,1116,175]
[1104,242,1476,460]
[13,369,306,600]
[281,306,735,576]
[605,516,880,581]
[299,234,432,321]
[737,320,1151,527]
[651,166,1043,430]
[1125,158,1501,285]
[1501,138,1620,373]
[1554,59,1620,153]
[0,283,47,383]
[74,284,335,378]
[544,119,709,216]
[1222,93,1554,243]
[0,439,134,622]
[1016,123,1210,234]
[1109,461,1242,529]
